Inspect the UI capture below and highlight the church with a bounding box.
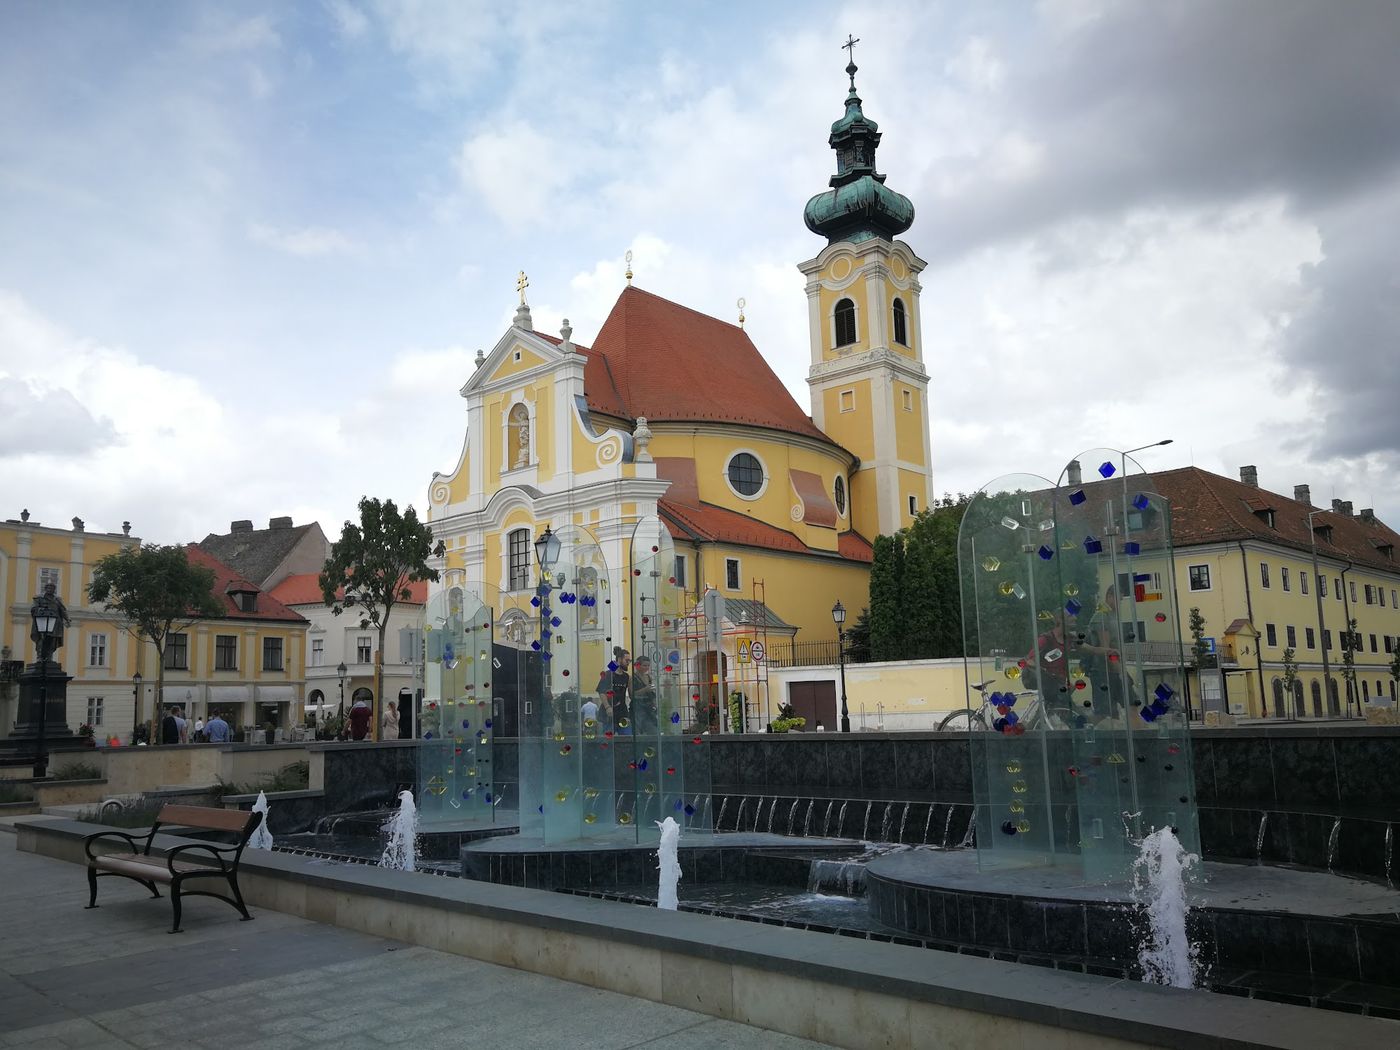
[425,55,933,663]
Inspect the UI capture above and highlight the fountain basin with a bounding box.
[866,849,1400,995]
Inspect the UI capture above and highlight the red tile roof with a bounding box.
[578,286,831,442]
[269,572,429,607]
[658,497,872,563]
[1148,467,1400,574]
[184,545,307,623]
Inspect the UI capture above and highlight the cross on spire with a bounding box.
[516,270,529,305]
[842,34,860,88]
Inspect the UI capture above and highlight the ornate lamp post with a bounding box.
[131,671,142,743]
[336,661,347,738]
[832,599,850,734]
[534,526,562,700]
[30,599,59,778]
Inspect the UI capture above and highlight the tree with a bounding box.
[1281,646,1299,717]
[867,494,973,662]
[320,497,438,741]
[844,608,872,664]
[868,534,904,661]
[1388,647,1400,702]
[1188,607,1209,719]
[1341,617,1359,716]
[88,545,221,737]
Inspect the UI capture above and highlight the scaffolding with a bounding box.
[674,578,775,734]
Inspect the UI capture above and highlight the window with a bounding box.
[86,697,104,727]
[1319,575,1327,598]
[1382,588,1388,608]
[673,556,687,589]
[1334,578,1341,600]
[215,635,238,671]
[908,495,918,516]
[1260,563,1270,589]
[1370,634,1379,653]
[232,590,257,613]
[834,298,856,347]
[1305,627,1316,649]
[1188,565,1211,591]
[834,476,847,516]
[262,638,283,671]
[1286,625,1297,648]
[1311,680,1323,717]
[1281,567,1291,592]
[1265,623,1277,647]
[1119,619,1148,643]
[726,452,765,497]
[902,388,913,412]
[1393,589,1398,607]
[88,633,107,668]
[508,528,531,591]
[725,558,741,591]
[357,636,373,664]
[1365,584,1375,605]
[37,566,60,594]
[891,297,908,346]
[1301,572,1309,596]
[399,628,423,663]
[1385,635,1393,654]
[1350,580,1358,603]
[838,389,855,413]
[164,632,188,670]
[1323,629,1332,650]
[310,638,324,667]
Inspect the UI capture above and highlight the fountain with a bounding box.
[1133,826,1198,988]
[656,817,680,910]
[248,790,274,850]
[380,789,418,872]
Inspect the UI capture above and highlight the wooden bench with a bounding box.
[84,804,263,933]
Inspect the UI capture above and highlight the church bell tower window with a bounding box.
[892,297,908,346]
[834,298,856,348]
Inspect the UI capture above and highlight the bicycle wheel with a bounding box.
[939,709,982,732]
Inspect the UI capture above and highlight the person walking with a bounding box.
[381,701,400,740]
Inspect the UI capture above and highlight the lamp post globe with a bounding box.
[30,601,59,778]
[132,671,143,742]
[832,600,850,734]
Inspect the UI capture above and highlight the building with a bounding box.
[269,573,427,727]
[198,517,330,592]
[1155,466,1400,718]
[0,512,141,736]
[425,59,931,686]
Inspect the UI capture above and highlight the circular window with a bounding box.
[834,476,847,516]
[726,452,765,497]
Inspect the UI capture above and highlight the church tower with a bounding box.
[800,46,934,540]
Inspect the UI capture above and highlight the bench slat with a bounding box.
[157,805,257,833]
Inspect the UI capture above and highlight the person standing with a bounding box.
[206,710,231,743]
[381,701,400,740]
[174,708,188,744]
[194,715,206,743]
[160,706,181,745]
[630,656,658,735]
[349,697,371,741]
[609,648,631,732]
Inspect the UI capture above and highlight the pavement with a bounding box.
[0,836,838,1050]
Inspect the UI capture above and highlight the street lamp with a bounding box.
[1306,509,1334,717]
[30,599,59,778]
[534,526,561,698]
[336,661,347,738]
[832,600,850,734]
[131,671,142,743]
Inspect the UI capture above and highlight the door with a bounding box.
[787,680,837,732]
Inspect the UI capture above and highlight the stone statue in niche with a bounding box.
[509,403,530,469]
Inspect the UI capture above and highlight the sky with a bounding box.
[3,0,1399,545]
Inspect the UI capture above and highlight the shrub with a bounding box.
[212,760,310,800]
[0,783,35,804]
[77,797,164,828]
[54,760,103,781]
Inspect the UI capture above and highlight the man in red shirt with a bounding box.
[348,698,372,741]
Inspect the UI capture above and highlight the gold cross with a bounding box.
[516,270,529,305]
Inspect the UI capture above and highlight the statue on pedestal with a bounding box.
[30,583,71,665]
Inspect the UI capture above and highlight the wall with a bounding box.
[770,658,968,731]
[98,743,311,796]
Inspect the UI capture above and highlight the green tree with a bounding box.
[1388,647,1400,701]
[1188,607,1209,669]
[867,494,974,662]
[844,608,872,663]
[1281,646,1299,717]
[88,545,221,735]
[868,534,904,661]
[1341,617,1359,715]
[320,497,438,740]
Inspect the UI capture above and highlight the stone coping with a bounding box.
[222,788,325,805]
[17,817,1399,1049]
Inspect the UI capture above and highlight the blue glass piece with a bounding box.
[1004,695,1016,708]
[607,661,618,672]
[1065,598,1083,617]
[1038,545,1055,561]
[1154,683,1175,703]
[670,712,681,724]
[684,804,696,816]
[1006,711,1019,725]
[1134,573,1151,583]
[462,719,470,729]
[1069,489,1087,506]
[1132,493,1151,511]
[531,641,541,651]
[674,800,683,811]
[551,616,562,627]
[464,790,472,799]
[1083,535,1103,554]
[484,719,492,729]
[1098,461,1116,478]
[1001,820,1017,835]
[992,717,1007,732]
[538,805,544,814]
[638,759,648,771]
[541,651,552,661]
[988,691,1002,704]
[424,731,434,739]
[1139,708,1157,722]
[1124,542,1141,556]
[530,596,541,608]
[485,793,492,803]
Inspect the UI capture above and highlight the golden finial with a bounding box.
[516,270,529,305]
[624,250,634,286]
[737,296,746,328]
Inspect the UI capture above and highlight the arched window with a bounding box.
[1292,680,1305,717]
[834,298,856,348]
[1271,678,1284,718]
[1310,680,1322,717]
[1362,679,1370,701]
[726,452,765,497]
[507,528,531,591]
[833,475,847,516]
[1327,677,1340,715]
[892,297,908,346]
[508,403,531,469]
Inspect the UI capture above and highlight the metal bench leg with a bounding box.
[85,866,99,909]
[170,884,183,934]
[229,876,253,921]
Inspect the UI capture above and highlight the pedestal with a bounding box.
[7,661,75,745]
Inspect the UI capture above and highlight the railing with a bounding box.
[765,641,871,669]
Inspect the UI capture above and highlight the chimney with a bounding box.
[230,520,253,533]
[1294,484,1311,506]
[1360,508,1376,524]
[269,516,293,529]
[1332,499,1346,515]
[1066,460,1082,486]
[122,521,132,536]
[1239,465,1258,487]
[1341,501,1354,517]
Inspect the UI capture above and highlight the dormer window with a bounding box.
[834,298,856,347]
[892,297,908,346]
[227,587,258,613]
[1255,509,1275,528]
[1314,523,1334,544]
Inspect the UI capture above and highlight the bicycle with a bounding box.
[938,680,1064,732]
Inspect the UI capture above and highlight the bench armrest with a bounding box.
[165,841,235,876]
[84,829,155,861]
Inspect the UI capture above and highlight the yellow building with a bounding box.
[426,59,931,685]
[1152,467,1400,719]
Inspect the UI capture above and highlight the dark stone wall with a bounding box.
[316,740,421,814]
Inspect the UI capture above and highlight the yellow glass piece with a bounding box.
[1071,668,1086,680]
[554,732,566,742]
[445,767,454,775]
[1064,583,1080,597]
[480,651,488,660]
[618,812,633,825]
[644,783,656,795]
[617,718,630,729]
[1107,753,1126,764]
[559,745,572,756]
[583,787,599,799]
[1016,820,1031,834]
[426,776,447,796]
[583,813,597,825]
[1011,780,1028,794]
[466,768,477,777]
[1096,602,1112,614]
[1008,801,1025,814]
[1005,761,1022,774]
[583,731,595,740]
[644,748,655,759]
[1037,610,1053,622]
[583,718,596,729]
[980,556,1001,573]
[998,581,1016,596]
[1004,666,1022,680]
[555,791,569,803]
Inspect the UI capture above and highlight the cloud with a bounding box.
[185,13,281,54]
[0,378,118,455]
[325,0,369,39]
[455,123,575,228]
[248,223,362,257]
